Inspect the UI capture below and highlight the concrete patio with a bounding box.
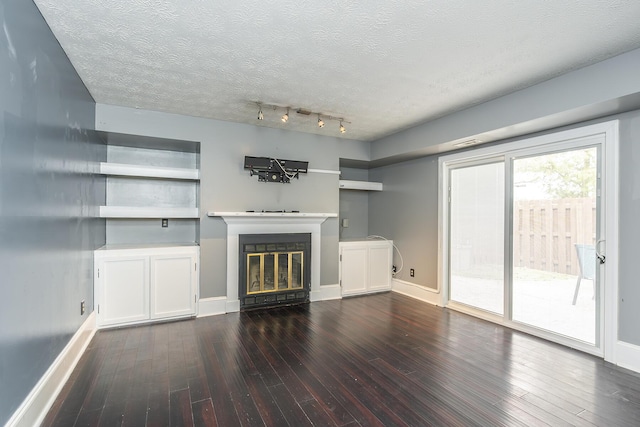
[451,267,596,344]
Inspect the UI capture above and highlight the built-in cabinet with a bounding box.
[94,132,201,328]
[95,245,199,328]
[339,240,393,296]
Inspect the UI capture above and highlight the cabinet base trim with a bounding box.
[7,313,96,427]
[197,297,228,317]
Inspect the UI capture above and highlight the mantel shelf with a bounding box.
[207,211,336,218]
[207,211,337,225]
[339,180,382,191]
[99,162,200,180]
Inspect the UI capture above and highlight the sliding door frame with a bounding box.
[438,120,619,362]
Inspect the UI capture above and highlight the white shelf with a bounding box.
[339,180,383,191]
[100,206,199,218]
[96,243,199,251]
[100,162,199,180]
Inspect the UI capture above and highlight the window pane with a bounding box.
[450,162,505,314]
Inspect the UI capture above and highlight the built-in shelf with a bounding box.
[99,162,200,180]
[339,180,383,191]
[96,242,199,251]
[100,206,199,219]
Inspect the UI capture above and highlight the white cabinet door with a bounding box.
[97,256,149,327]
[340,245,369,296]
[340,240,393,296]
[150,253,197,319]
[369,242,393,292]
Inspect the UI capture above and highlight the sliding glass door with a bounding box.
[443,129,608,355]
[511,147,599,345]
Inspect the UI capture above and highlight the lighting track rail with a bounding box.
[253,102,350,134]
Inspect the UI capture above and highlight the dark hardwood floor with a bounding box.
[42,292,640,426]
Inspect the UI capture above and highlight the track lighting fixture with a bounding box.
[252,102,349,134]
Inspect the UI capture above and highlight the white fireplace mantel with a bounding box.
[207,211,337,222]
[207,211,338,312]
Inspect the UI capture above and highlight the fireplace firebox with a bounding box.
[239,233,311,309]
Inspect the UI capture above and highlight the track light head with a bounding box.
[339,121,346,134]
[317,115,325,128]
[281,108,289,123]
[257,105,264,121]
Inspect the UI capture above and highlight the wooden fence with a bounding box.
[513,198,596,276]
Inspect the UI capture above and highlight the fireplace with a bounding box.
[239,233,311,309]
[206,211,337,313]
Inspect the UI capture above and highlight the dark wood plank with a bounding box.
[74,408,102,427]
[298,397,340,426]
[191,399,217,427]
[121,397,148,427]
[98,400,125,427]
[146,388,170,427]
[266,383,313,426]
[170,388,194,427]
[42,293,640,427]
[196,332,241,426]
[242,373,288,426]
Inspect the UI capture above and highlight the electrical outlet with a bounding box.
[392,265,397,273]
[161,218,169,228]
[80,300,85,315]
[410,268,415,277]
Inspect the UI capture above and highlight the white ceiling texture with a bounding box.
[34,0,640,142]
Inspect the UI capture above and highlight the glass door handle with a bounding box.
[596,239,606,264]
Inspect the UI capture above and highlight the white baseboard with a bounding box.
[7,312,96,427]
[197,296,228,317]
[392,279,441,306]
[225,299,240,313]
[318,284,342,301]
[616,340,640,374]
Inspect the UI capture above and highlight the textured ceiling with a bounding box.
[33,0,640,141]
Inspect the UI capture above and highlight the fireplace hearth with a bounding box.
[239,233,311,309]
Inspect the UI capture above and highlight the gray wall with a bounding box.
[617,110,640,345]
[339,167,370,240]
[368,110,640,347]
[95,104,369,297]
[0,1,105,424]
[369,156,439,287]
[105,144,199,245]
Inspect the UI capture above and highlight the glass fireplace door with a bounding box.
[246,251,304,295]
